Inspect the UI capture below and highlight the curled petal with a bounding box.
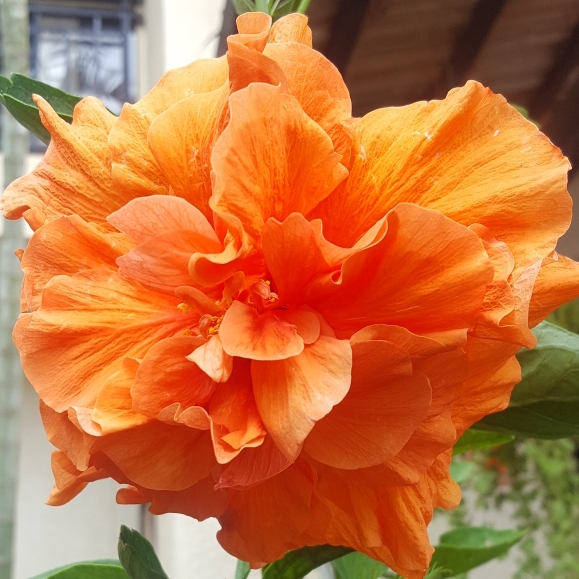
[529,254,579,327]
[132,336,216,418]
[91,423,215,491]
[219,301,304,361]
[216,436,292,489]
[269,13,312,46]
[208,361,266,463]
[252,336,352,460]
[309,203,494,337]
[187,335,233,383]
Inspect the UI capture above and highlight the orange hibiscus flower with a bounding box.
[3,12,579,579]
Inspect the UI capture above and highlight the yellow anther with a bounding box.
[177,303,191,313]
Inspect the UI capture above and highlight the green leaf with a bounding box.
[236,560,251,579]
[28,561,127,579]
[117,526,169,579]
[0,73,83,144]
[452,429,514,456]
[231,0,256,14]
[548,298,579,334]
[333,552,388,579]
[430,527,524,577]
[449,461,476,484]
[262,545,353,579]
[295,0,312,13]
[476,321,579,438]
[1,93,51,143]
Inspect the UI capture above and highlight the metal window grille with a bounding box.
[1,0,140,151]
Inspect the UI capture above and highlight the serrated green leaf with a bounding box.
[449,460,476,484]
[236,560,251,579]
[262,545,353,579]
[430,527,524,577]
[118,526,169,579]
[476,321,579,438]
[333,552,389,579]
[28,561,127,579]
[452,429,514,455]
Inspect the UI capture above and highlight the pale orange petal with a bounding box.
[187,335,233,383]
[147,87,229,219]
[108,195,219,244]
[14,271,198,412]
[20,215,132,311]
[269,13,312,46]
[1,96,119,229]
[109,58,228,199]
[252,336,352,460]
[219,300,305,361]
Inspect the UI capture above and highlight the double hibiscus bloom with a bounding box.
[3,12,579,579]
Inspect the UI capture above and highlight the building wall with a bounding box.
[7,1,579,578]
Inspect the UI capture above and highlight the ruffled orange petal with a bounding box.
[252,336,352,460]
[216,462,314,563]
[313,81,570,276]
[91,423,215,491]
[14,271,198,412]
[20,215,132,311]
[219,300,305,361]
[109,58,228,199]
[40,402,94,471]
[208,360,266,463]
[116,229,222,294]
[210,82,347,247]
[1,96,119,229]
[119,475,226,521]
[93,357,150,434]
[269,13,312,46]
[451,336,521,435]
[215,436,292,489]
[263,42,353,164]
[304,340,431,470]
[147,86,229,220]
[131,336,216,418]
[309,203,493,337]
[529,254,579,327]
[47,451,109,506]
